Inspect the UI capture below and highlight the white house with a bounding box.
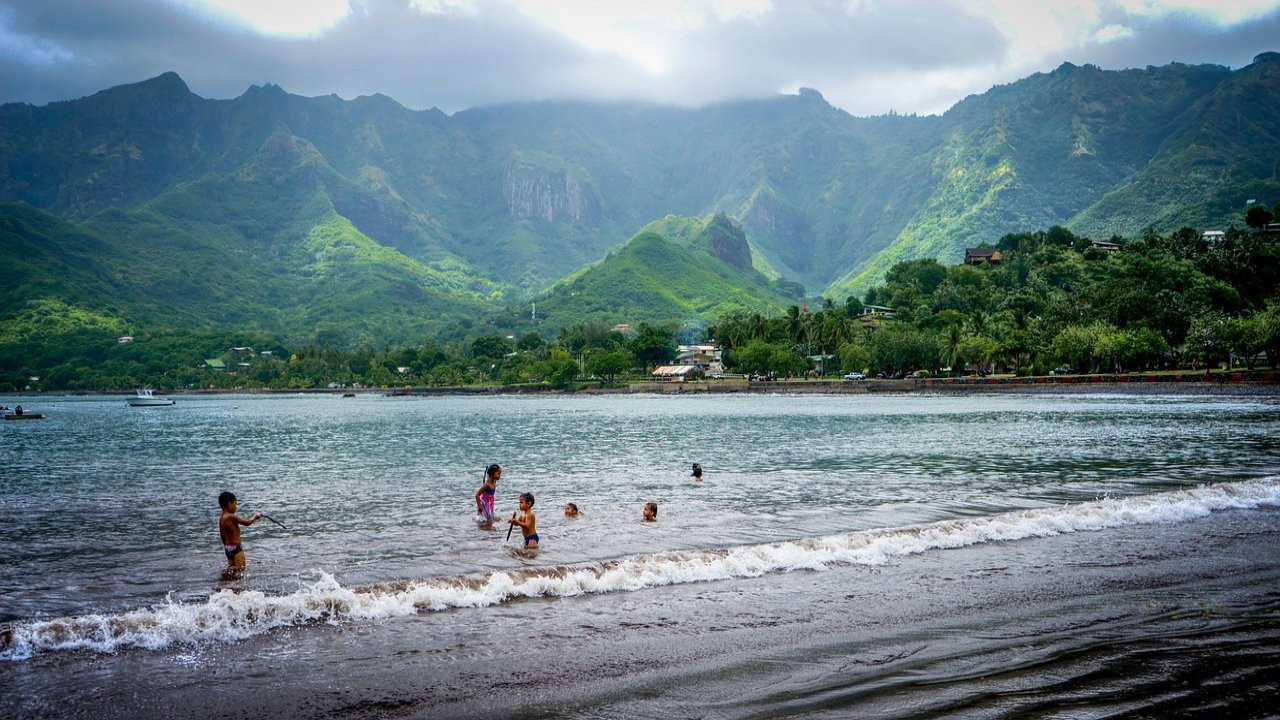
[676,344,723,374]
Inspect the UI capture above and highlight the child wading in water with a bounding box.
[219,491,260,578]
[475,463,501,521]
[643,502,658,521]
[509,492,538,548]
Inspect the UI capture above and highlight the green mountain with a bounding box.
[0,128,499,347]
[529,214,796,331]
[3,54,1280,346]
[1069,53,1280,236]
[825,59,1269,296]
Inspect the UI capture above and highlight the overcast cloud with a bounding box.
[1,0,1278,116]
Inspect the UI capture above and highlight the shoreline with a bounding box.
[8,370,1280,399]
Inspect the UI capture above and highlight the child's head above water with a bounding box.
[564,502,579,517]
[643,502,657,521]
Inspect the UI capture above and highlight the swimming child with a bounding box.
[564,502,579,517]
[509,492,538,548]
[218,491,261,575]
[691,463,703,480]
[475,463,501,521]
[643,502,658,521]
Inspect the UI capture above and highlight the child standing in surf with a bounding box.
[509,492,538,548]
[475,463,501,522]
[218,491,260,577]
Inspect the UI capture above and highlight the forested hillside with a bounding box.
[3,54,1280,390]
[4,54,1279,300]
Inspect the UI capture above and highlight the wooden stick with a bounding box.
[261,514,287,530]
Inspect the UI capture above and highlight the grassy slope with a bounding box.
[530,227,794,330]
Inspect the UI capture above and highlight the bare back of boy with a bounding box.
[220,507,259,568]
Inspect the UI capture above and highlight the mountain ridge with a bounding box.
[3,55,1279,347]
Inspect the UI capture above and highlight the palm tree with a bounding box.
[944,323,964,373]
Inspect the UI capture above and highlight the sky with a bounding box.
[2,0,1279,116]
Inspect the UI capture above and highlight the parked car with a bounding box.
[843,372,866,380]
[1050,366,1074,375]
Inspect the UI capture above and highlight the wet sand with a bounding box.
[6,505,1278,720]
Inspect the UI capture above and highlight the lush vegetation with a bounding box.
[711,216,1280,379]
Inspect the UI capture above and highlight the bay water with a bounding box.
[2,392,1279,718]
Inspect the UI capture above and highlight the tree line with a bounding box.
[711,217,1280,377]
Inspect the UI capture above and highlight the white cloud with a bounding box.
[0,0,1277,115]
[1114,0,1280,25]
[496,0,772,74]
[1093,23,1135,43]
[178,0,353,36]
[0,7,78,65]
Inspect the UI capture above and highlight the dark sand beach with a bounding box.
[6,504,1277,720]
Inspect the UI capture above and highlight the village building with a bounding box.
[964,248,1002,266]
[861,305,897,316]
[651,365,705,382]
[675,343,723,374]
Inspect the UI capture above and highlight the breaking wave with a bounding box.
[4,477,1277,660]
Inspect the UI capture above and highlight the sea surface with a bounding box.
[2,392,1279,718]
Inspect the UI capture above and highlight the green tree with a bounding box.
[586,350,632,384]
[516,332,545,352]
[629,323,676,372]
[1184,313,1229,369]
[838,341,871,374]
[1245,205,1274,229]
[471,335,512,360]
[731,340,778,375]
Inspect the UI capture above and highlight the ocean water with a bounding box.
[2,392,1279,718]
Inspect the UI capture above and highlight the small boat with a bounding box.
[4,408,43,420]
[128,389,175,407]
[342,392,356,398]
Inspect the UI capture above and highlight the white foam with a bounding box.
[4,477,1278,660]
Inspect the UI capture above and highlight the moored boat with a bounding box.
[3,406,43,420]
[128,389,175,407]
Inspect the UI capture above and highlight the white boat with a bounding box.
[128,389,175,407]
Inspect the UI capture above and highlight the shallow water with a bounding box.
[2,392,1279,718]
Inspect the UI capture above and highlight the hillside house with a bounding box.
[676,344,723,374]
[964,248,1002,266]
[1091,240,1121,252]
[1203,230,1225,241]
[117,336,134,343]
[203,359,227,371]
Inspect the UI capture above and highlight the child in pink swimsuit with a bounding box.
[474,463,501,521]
